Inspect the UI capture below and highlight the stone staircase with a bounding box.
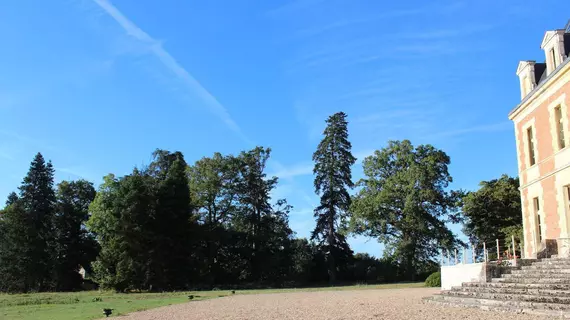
[425,257,570,317]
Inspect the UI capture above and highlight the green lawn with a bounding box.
[0,282,424,320]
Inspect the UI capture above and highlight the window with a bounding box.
[551,48,557,69]
[533,197,542,242]
[555,105,566,149]
[527,127,536,166]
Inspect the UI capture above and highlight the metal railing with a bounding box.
[441,235,521,267]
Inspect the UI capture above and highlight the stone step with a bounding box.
[504,272,570,279]
[514,268,570,274]
[424,294,570,318]
[454,285,570,296]
[534,260,570,266]
[522,264,570,270]
[448,287,570,303]
[492,277,570,284]
[462,281,570,291]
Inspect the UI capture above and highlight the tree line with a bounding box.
[0,112,522,292]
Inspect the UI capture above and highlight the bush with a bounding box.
[424,271,441,287]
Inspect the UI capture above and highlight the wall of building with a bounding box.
[512,63,570,257]
[441,263,487,290]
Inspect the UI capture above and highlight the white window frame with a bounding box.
[548,94,568,153]
[526,125,537,167]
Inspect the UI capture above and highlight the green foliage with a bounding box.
[1,138,466,294]
[0,153,57,292]
[460,175,522,251]
[349,140,460,280]
[424,272,441,287]
[53,180,98,291]
[88,150,195,292]
[312,112,356,284]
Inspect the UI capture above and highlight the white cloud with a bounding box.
[92,0,252,145]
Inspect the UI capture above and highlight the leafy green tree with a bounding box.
[53,180,98,291]
[86,174,123,289]
[188,153,238,226]
[0,153,57,292]
[255,199,295,285]
[312,112,356,284]
[148,150,195,290]
[89,170,155,291]
[289,238,316,284]
[349,140,460,281]
[460,175,522,251]
[188,153,239,285]
[233,147,291,283]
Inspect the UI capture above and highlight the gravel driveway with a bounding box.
[115,288,550,320]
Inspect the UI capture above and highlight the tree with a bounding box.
[312,112,356,284]
[53,180,98,291]
[0,201,34,292]
[460,175,522,252]
[188,153,239,285]
[88,150,195,291]
[233,147,283,282]
[0,153,57,292]
[349,140,460,281]
[5,192,18,207]
[148,150,195,290]
[88,170,155,291]
[188,153,238,227]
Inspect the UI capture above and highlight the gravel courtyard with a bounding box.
[115,287,551,320]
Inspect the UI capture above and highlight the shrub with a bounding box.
[424,271,441,287]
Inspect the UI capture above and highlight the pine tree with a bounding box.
[312,112,356,284]
[0,153,57,292]
[53,180,98,291]
[5,192,18,206]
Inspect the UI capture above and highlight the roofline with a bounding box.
[508,57,570,120]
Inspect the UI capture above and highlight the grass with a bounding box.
[0,282,424,320]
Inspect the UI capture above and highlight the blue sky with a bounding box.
[1,0,569,256]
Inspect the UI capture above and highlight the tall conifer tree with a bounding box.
[0,153,56,291]
[312,112,356,284]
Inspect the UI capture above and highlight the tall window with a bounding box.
[533,197,542,243]
[555,105,566,150]
[551,48,557,69]
[527,127,536,166]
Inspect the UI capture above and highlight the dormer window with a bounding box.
[517,61,539,99]
[541,30,566,76]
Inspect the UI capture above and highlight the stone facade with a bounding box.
[509,21,570,259]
